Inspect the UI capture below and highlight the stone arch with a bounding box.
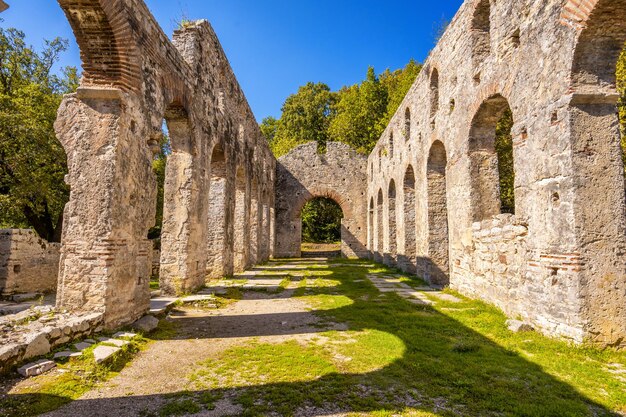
[399,165,417,274]
[385,179,397,267]
[471,0,491,66]
[58,0,140,91]
[274,142,368,258]
[425,140,449,286]
[468,94,515,222]
[566,0,626,345]
[375,189,384,263]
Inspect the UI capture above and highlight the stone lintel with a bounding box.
[76,87,123,101]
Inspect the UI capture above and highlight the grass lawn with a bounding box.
[182,259,626,417]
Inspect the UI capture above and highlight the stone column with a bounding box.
[54,88,153,329]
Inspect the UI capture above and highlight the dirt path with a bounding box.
[41,276,327,417]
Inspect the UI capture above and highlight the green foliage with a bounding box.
[495,109,515,214]
[0,27,78,241]
[266,82,336,157]
[265,61,421,158]
[301,197,343,243]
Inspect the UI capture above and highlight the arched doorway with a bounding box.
[426,141,449,286]
[468,94,515,221]
[385,179,397,267]
[399,166,417,274]
[300,197,343,258]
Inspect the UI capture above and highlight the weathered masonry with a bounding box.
[54,0,275,329]
[275,142,368,258]
[368,0,626,346]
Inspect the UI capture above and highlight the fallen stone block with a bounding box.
[17,359,55,377]
[113,331,138,339]
[23,333,51,360]
[11,293,42,303]
[98,337,129,347]
[53,351,81,359]
[131,315,159,333]
[507,319,534,333]
[74,341,93,351]
[93,345,120,364]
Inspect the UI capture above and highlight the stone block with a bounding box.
[18,359,55,377]
[506,319,534,333]
[23,333,51,360]
[74,342,93,351]
[93,345,120,364]
[131,315,159,333]
[98,337,129,347]
[113,332,138,339]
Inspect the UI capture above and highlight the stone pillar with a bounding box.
[159,108,206,295]
[54,88,153,329]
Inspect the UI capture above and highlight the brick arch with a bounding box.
[58,0,140,91]
[560,0,600,30]
[274,142,368,258]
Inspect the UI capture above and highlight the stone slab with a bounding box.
[93,345,120,364]
[18,359,55,377]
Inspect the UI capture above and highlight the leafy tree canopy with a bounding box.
[0,26,79,242]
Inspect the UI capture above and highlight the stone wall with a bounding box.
[367,0,626,346]
[54,0,276,328]
[0,230,60,296]
[275,142,368,258]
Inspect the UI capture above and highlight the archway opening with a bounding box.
[426,141,449,286]
[385,179,397,267]
[400,166,417,274]
[300,197,343,258]
[471,0,491,66]
[430,68,440,119]
[469,94,515,222]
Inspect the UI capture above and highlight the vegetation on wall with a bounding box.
[496,110,515,214]
[0,27,78,242]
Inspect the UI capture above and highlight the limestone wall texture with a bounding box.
[367,0,626,346]
[0,230,60,295]
[275,142,368,258]
[54,0,276,328]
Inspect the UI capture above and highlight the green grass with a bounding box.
[183,259,626,416]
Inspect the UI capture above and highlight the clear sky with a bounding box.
[1,0,463,121]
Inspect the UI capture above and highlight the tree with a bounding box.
[0,27,79,242]
[269,82,337,157]
[329,67,388,154]
[260,116,279,144]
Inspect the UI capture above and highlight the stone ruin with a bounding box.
[0,0,624,371]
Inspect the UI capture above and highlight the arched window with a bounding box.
[468,94,515,221]
[405,108,411,141]
[389,132,394,158]
[426,141,449,286]
[471,0,491,66]
[430,68,440,119]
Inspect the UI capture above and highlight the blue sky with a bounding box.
[1,0,463,121]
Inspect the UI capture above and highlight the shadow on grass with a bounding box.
[1,259,623,417]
